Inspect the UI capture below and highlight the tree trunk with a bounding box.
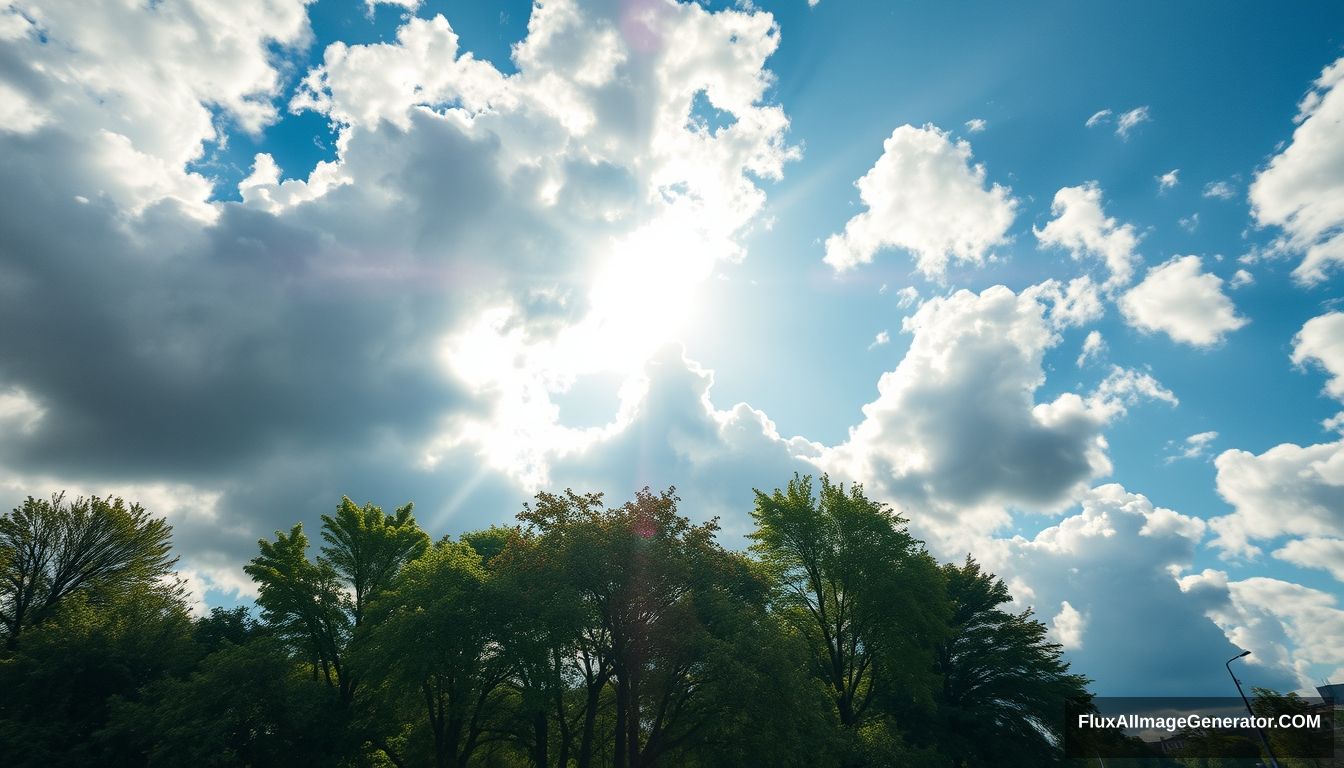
[578,677,602,768]
[531,708,549,768]
[626,668,641,768]
[614,672,629,768]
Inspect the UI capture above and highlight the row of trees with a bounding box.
[2,476,1115,766]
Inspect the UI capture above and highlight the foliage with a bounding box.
[749,474,949,730]
[103,637,340,767]
[0,581,196,767]
[1,479,1101,767]
[927,557,1092,767]
[0,492,177,647]
[244,496,427,705]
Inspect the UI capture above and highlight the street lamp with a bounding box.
[1225,649,1282,768]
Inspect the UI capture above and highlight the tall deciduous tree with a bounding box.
[749,474,948,732]
[245,523,352,700]
[320,498,429,629]
[0,582,196,767]
[355,540,510,768]
[932,557,1091,767]
[518,486,818,768]
[0,493,177,648]
[244,496,426,705]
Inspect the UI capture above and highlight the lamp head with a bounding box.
[1238,650,1252,658]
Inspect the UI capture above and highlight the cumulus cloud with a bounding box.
[975,484,1282,695]
[868,330,890,350]
[1209,314,1344,564]
[1273,538,1344,581]
[1119,256,1247,346]
[1229,268,1254,288]
[1034,182,1141,289]
[1203,180,1236,200]
[1024,276,1104,329]
[1050,601,1087,650]
[1211,439,1344,557]
[1157,169,1179,192]
[1249,56,1344,284]
[823,124,1017,278]
[964,117,987,133]
[1182,571,1344,688]
[541,346,822,542]
[1076,330,1105,367]
[1292,311,1344,401]
[821,286,1174,544]
[0,0,801,591]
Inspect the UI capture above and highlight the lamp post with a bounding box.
[1225,650,1282,768]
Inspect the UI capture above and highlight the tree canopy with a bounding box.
[0,478,1116,768]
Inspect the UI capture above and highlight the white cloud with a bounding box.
[0,0,313,215]
[1050,601,1087,650]
[1034,182,1142,289]
[1165,430,1218,463]
[823,124,1017,278]
[1249,56,1344,284]
[539,346,823,542]
[1085,108,1112,128]
[1273,537,1344,581]
[1077,330,1105,367]
[366,0,420,12]
[868,330,890,350]
[895,286,921,309]
[1025,276,1104,329]
[1211,439,1344,557]
[0,387,44,436]
[1178,212,1199,232]
[1229,268,1254,288]
[1210,317,1344,565]
[0,0,803,583]
[1292,311,1344,401]
[1115,106,1151,138]
[964,117,987,133]
[1183,571,1344,688]
[1085,106,1149,138]
[1090,365,1179,416]
[821,286,1173,543]
[1119,256,1247,347]
[1202,180,1236,200]
[1158,169,1180,192]
[974,484,1275,695]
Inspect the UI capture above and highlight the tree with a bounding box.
[245,523,352,700]
[749,474,948,735]
[0,581,196,767]
[103,636,339,767]
[512,489,614,768]
[1252,687,1333,768]
[244,496,427,705]
[0,493,177,648]
[514,486,821,768]
[355,539,510,768]
[320,497,429,629]
[930,557,1092,767]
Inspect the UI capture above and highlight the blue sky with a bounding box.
[1,0,1342,697]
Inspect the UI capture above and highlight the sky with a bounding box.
[1,0,1342,697]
